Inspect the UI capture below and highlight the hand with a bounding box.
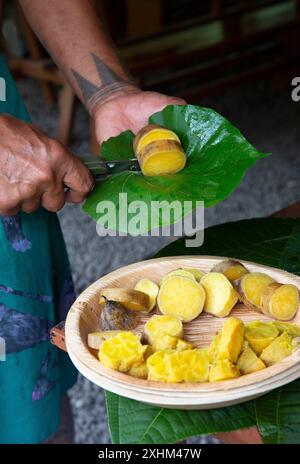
[93,87,186,144]
[0,114,94,215]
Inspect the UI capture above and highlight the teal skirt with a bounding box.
[0,56,77,443]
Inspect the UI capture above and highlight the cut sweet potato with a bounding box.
[100,288,149,311]
[260,283,299,320]
[200,272,238,317]
[237,346,266,374]
[137,140,186,176]
[245,322,279,355]
[211,259,248,282]
[143,314,183,352]
[128,362,148,379]
[208,332,222,362]
[160,268,196,285]
[99,299,139,331]
[134,278,159,312]
[260,331,294,366]
[209,359,240,382]
[133,124,180,154]
[217,317,245,363]
[270,321,300,337]
[98,332,147,372]
[180,268,205,282]
[88,330,127,350]
[235,272,275,311]
[158,275,206,322]
[147,349,210,383]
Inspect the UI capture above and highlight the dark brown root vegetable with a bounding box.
[99,299,139,331]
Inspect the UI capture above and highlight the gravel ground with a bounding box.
[19,77,300,444]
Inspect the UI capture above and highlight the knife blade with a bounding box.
[77,154,141,184]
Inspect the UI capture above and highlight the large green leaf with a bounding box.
[105,217,300,444]
[255,379,300,444]
[105,391,255,444]
[83,105,268,234]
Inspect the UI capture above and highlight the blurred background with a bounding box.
[1,0,300,444]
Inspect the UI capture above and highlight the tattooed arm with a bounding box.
[19,0,184,143]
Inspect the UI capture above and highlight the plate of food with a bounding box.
[65,256,300,409]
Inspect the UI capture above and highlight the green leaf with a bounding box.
[83,105,268,234]
[105,391,255,444]
[105,217,300,444]
[255,379,300,444]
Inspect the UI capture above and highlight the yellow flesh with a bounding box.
[245,323,279,354]
[241,272,275,308]
[237,347,266,374]
[181,268,205,282]
[201,273,238,317]
[223,264,248,282]
[98,332,147,372]
[142,150,186,176]
[217,317,245,363]
[160,268,196,285]
[260,331,294,366]
[209,359,240,382]
[269,284,299,320]
[134,278,159,311]
[137,128,180,152]
[158,275,205,322]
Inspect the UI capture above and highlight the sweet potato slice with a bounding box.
[98,332,147,372]
[143,314,183,351]
[217,317,245,363]
[200,272,238,317]
[245,322,279,355]
[133,124,180,154]
[134,278,159,312]
[211,259,248,282]
[147,349,210,383]
[235,272,275,311]
[158,275,205,322]
[237,346,266,374]
[100,288,149,311]
[160,268,196,285]
[260,283,299,320]
[260,331,294,366]
[209,359,240,382]
[137,140,186,176]
[180,268,205,282]
[270,321,300,337]
[88,330,127,350]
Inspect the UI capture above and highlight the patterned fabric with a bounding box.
[0,55,78,443]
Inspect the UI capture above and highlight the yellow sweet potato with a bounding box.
[88,330,127,350]
[209,359,240,382]
[143,314,183,352]
[260,283,299,320]
[158,275,205,322]
[98,332,147,372]
[270,321,300,337]
[134,278,159,312]
[237,346,266,374]
[100,288,149,311]
[208,332,222,362]
[211,259,248,282]
[235,272,275,311]
[133,124,180,153]
[147,349,210,383]
[128,362,148,379]
[175,339,194,351]
[160,268,196,285]
[217,317,245,363]
[245,322,279,355]
[200,272,238,317]
[133,125,186,177]
[260,331,294,366]
[180,268,205,282]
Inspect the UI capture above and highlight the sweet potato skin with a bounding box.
[99,300,139,331]
[211,259,248,282]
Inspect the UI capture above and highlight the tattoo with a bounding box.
[72,53,136,114]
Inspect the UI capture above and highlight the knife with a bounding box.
[77,154,141,184]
